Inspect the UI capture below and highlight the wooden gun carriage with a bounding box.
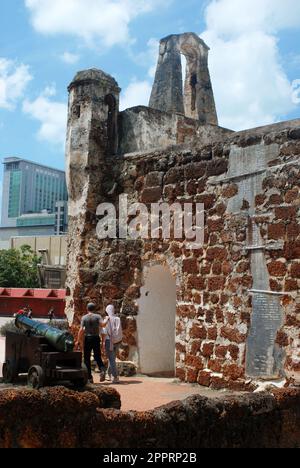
[2,315,88,389]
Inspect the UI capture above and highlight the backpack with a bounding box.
[108,316,123,344]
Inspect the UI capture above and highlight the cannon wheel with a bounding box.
[2,360,18,384]
[27,365,45,389]
[73,365,89,390]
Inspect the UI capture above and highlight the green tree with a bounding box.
[0,245,41,288]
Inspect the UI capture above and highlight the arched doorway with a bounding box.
[136,265,177,376]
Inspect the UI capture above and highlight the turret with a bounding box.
[65,69,121,218]
[65,69,121,324]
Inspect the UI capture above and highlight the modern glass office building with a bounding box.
[1,157,68,228]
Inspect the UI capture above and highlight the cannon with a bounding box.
[2,315,88,389]
[15,315,75,353]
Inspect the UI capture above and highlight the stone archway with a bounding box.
[136,265,177,376]
[149,32,218,125]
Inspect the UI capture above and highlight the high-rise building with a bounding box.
[1,157,68,228]
[54,201,68,235]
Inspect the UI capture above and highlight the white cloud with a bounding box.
[205,0,300,38]
[202,0,300,130]
[60,52,80,65]
[132,38,159,78]
[147,39,159,78]
[120,79,152,110]
[0,58,32,110]
[23,86,67,146]
[25,0,167,48]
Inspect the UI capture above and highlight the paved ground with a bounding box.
[93,374,241,411]
[0,333,242,411]
[0,372,242,412]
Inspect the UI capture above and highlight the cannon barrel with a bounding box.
[15,315,74,353]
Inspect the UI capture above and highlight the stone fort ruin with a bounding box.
[65,32,300,390]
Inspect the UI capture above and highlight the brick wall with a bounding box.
[66,118,300,388]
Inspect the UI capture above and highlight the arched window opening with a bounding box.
[180,53,187,96]
[190,73,198,111]
[72,104,81,119]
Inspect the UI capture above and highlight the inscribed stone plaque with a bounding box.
[246,292,284,378]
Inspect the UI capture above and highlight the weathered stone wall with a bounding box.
[0,387,299,448]
[118,106,232,155]
[66,113,300,388]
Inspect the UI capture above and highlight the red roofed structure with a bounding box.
[0,289,66,319]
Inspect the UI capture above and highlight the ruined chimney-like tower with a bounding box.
[149,33,218,125]
[66,69,120,217]
[65,69,121,323]
[149,35,185,116]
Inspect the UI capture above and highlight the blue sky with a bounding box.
[0,0,299,178]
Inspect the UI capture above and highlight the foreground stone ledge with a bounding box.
[0,385,121,411]
[0,387,299,448]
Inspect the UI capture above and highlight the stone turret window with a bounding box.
[72,104,81,119]
[105,94,117,155]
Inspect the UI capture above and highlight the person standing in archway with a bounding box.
[102,305,122,384]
